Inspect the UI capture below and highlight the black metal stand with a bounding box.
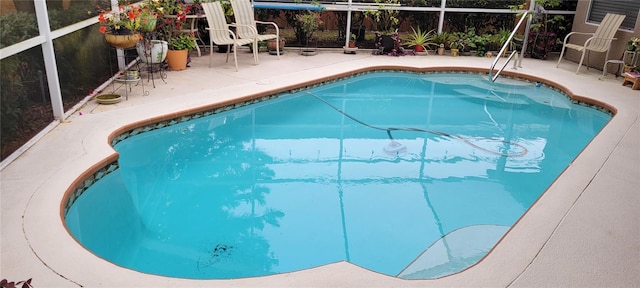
[108,45,147,100]
[137,35,168,88]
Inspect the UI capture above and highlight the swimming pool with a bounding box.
[63,71,611,280]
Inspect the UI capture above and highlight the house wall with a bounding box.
[567,1,640,73]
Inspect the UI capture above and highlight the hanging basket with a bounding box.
[105,33,141,49]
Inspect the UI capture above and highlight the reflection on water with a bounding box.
[65,72,610,279]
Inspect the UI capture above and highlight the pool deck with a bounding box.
[1,48,639,287]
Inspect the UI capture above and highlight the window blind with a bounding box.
[588,0,639,30]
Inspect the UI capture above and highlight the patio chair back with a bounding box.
[588,13,627,52]
[201,1,257,71]
[230,0,280,58]
[556,13,626,74]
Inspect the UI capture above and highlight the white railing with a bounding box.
[488,10,532,82]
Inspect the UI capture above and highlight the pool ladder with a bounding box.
[488,11,532,82]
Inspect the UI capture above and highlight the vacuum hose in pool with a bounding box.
[305,92,528,157]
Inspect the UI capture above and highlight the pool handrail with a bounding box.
[489,10,532,82]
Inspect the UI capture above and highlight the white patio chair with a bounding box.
[556,13,626,74]
[201,1,257,71]
[230,0,280,60]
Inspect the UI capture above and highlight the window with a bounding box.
[588,0,639,30]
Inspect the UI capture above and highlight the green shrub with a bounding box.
[0,12,38,48]
[0,56,29,138]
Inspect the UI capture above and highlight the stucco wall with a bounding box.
[567,1,640,73]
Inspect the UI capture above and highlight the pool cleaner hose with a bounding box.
[305,92,527,157]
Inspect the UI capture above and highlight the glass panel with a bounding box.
[548,0,578,11]
[414,0,442,7]
[0,0,38,47]
[53,24,115,111]
[0,47,53,160]
[47,0,102,30]
[401,11,439,31]
[445,12,517,34]
[446,0,522,9]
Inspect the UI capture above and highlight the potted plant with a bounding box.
[296,9,323,55]
[486,33,503,55]
[372,30,411,56]
[97,3,145,48]
[402,27,436,55]
[154,0,199,45]
[452,30,476,56]
[627,37,639,52]
[138,0,160,33]
[494,28,519,57]
[135,0,167,64]
[471,34,489,56]
[151,0,198,70]
[432,32,450,55]
[137,39,168,64]
[344,33,358,54]
[166,33,197,71]
[349,33,357,48]
[449,40,464,57]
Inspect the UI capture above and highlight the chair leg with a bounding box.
[576,50,587,74]
[232,44,239,71]
[209,40,213,67]
[254,45,259,65]
[253,41,259,65]
[556,46,566,68]
[194,39,201,57]
[586,51,590,70]
[600,60,607,80]
[603,49,611,71]
[276,32,280,60]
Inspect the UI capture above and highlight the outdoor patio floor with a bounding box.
[1,47,639,287]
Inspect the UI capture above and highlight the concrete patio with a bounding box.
[1,47,638,287]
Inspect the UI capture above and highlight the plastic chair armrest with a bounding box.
[562,31,594,44]
[255,20,280,33]
[230,23,259,38]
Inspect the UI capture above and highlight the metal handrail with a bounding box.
[489,10,531,82]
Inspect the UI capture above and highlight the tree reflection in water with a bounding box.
[116,110,283,278]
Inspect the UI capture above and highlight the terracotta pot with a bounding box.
[166,49,189,71]
[267,37,285,51]
[414,45,424,52]
[105,33,140,49]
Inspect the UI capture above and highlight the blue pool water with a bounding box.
[65,71,611,279]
